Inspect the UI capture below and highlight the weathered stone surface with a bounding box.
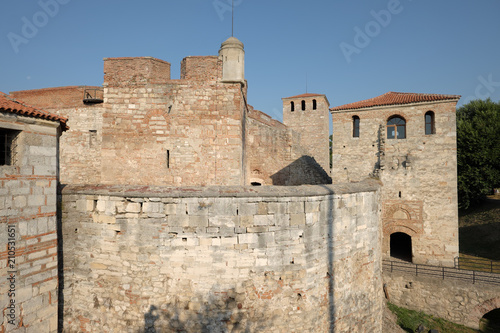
[384,269,500,330]
[0,114,59,333]
[60,181,383,332]
[331,100,459,266]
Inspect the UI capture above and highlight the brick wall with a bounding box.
[10,87,105,185]
[180,56,221,81]
[0,114,59,333]
[60,180,382,332]
[331,101,459,266]
[103,57,171,87]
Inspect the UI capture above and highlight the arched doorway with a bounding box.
[480,308,500,332]
[390,232,412,262]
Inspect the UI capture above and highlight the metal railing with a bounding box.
[383,259,500,286]
[454,256,500,274]
[83,87,104,103]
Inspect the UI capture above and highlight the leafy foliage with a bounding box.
[457,99,500,209]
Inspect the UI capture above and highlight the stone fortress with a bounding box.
[1,36,463,332]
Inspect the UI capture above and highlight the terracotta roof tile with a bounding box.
[283,93,325,99]
[0,92,68,130]
[330,92,461,112]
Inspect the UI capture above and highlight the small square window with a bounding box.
[0,129,21,166]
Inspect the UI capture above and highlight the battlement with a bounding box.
[103,56,171,87]
[181,56,221,81]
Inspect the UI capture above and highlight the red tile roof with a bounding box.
[0,92,68,130]
[283,93,325,99]
[330,92,461,112]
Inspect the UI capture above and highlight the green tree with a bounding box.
[456,99,500,209]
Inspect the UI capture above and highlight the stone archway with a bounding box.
[390,232,412,262]
[480,308,500,332]
[469,297,500,330]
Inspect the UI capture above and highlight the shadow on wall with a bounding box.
[139,294,274,333]
[271,155,332,186]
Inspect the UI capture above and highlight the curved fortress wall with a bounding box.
[61,181,382,332]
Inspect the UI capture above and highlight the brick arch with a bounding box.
[468,297,500,328]
[384,224,418,238]
[382,224,419,256]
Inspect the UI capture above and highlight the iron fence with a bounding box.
[454,256,500,274]
[383,259,500,286]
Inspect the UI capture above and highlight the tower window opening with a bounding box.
[301,100,306,111]
[290,101,295,112]
[167,150,170,169]
[312,99,317,110]
[425,111,435,135]
[390,232,412,262]
[353,116,360,138]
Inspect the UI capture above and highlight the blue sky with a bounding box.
[1,0,499,122]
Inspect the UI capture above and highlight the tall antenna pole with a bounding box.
[232,0,234,37]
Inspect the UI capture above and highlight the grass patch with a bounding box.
[459,195,500,261]
[387,303,477,333]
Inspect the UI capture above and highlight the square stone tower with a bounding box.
[330,92,461,266]
[282,93,330,175]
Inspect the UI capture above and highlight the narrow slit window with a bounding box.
[166,150,170,168]
[353,116,360,138]
[301,100,306,111]
[425,111,435,135]
[290,101,295,112]
[312,99,317,110]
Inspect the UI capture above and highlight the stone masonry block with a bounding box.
[209,198,237,216]
[288,201,304,214]
[238,202,257,215]
[239,215,254,227]
[209,216,237,228]
[238,233,258,244]
[305,201,321,213]
[257,202,268,215]
[189,216,209,228]
[126,202,141,213]
[253,215,272,226]
[290,214,305,226]
[267,202,286,215]
[92,213,116,224]
[143,202,163,214]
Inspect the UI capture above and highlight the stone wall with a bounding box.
[283,94,330,175]
[0,113,59,333]
[331,100,459,266]
[246,107,331,186]
[60,180,382,332]
[384,269,500,329]
[10,87,105,185]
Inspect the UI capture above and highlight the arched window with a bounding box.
[387,116,406,139]
[290,101,295,112]
[390,232,412,262]
[312,99,317,110]
[425,111,435,135]
[301,100,306,111]
[352,116,360,138]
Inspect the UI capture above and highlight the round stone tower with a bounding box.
[219,37,245,83]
